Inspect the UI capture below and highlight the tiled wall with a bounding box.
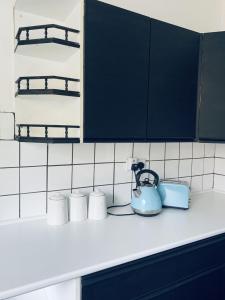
[0,112,216,222]
[214,144,225,191]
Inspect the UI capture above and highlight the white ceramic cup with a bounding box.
[70,191,88,222]
[47,193,69,226]
[88,189,107,220]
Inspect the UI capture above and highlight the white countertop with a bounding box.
[1,191,225,299]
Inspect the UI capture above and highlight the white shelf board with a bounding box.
[16,43,78,62]
[15,0,80,21]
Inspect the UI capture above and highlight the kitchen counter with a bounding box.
[1,191,225,299]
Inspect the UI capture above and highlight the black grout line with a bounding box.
[213,173,225,177]
[163,143,166,180]
[202,143,206,190]
[3,174,215,197]
[212,145,216,189]
[178,142,181,179]
[92,143,96,191]
[112,143,116,204]
[0,157,216,170]
[130,143,135,195]
[190,142,194,189]
[70,143,74,194]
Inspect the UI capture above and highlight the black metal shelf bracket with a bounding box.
[15,124,80,143]
[15,76,80,98]
[16,24,80,48]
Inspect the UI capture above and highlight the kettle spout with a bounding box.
[133,188,142,198]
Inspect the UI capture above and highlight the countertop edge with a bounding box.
[2,228,225,299]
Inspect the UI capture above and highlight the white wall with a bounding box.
[219,1,225,30]
[100,0,223,32]
[0,0,16,112]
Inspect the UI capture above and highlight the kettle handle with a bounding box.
[136,169,159,187]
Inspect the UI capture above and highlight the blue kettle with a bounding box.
[131,169,162,216]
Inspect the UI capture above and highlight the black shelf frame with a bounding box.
[15,124,80,143]
[15,76,80,98]
[15,24,80,50]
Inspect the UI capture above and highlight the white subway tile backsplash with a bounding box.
[192,159,204,176]
[203,174,214,191]
[150,160,164,180]
[180,143,192,159]
[216,144,225,158]
[114,183,131,205]
[95,185,113,207]
[165,143,179,160]
[179,159,192,178]
[115,143,132,162]
[204,158,214,174]
[150,143,165,161]
[20,143,47,167]
[0,141,19,167]
[73,143,94,164]
[0,137,218,222]
[205,144,215,157]
[0,168,19,195]
[20,192,46,218]
[182,177,191,187]
[0,195,19,221]
[48,144,72,165]
[73,187,93,195]
[73,164,94,188]
[165,160,179,179]
[94,163,114,186]
[48,166,72,191]
[215,158,225,175]
[114,163,132,184]
[133,143,150,160]
[193,143,204,158]
[214,175,225,191]
[20,167,46,193]
[191,176,202,192]
[95,143,114,162]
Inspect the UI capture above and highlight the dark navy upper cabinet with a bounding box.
[148,19,200,141]
[83,0,150,142]
[83,0,200,142]
[198,32,225,142]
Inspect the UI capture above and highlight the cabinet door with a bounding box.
[198,32,225,141]
[82,234,225,300]
[83,0,150,142]
[148,19,200,141]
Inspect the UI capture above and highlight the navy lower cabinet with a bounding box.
[147,19,200,142]
[82,234,225,300]
[83,0,150,142]
[198,32,225,142]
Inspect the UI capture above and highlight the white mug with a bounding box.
[88,189,107,220]
[47,193,69,226]
[70,191,88,222]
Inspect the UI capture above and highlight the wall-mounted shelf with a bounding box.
[15,0,80,21]
[15,124,80,143]
[15,24,80,62]
[15,76,80,100]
